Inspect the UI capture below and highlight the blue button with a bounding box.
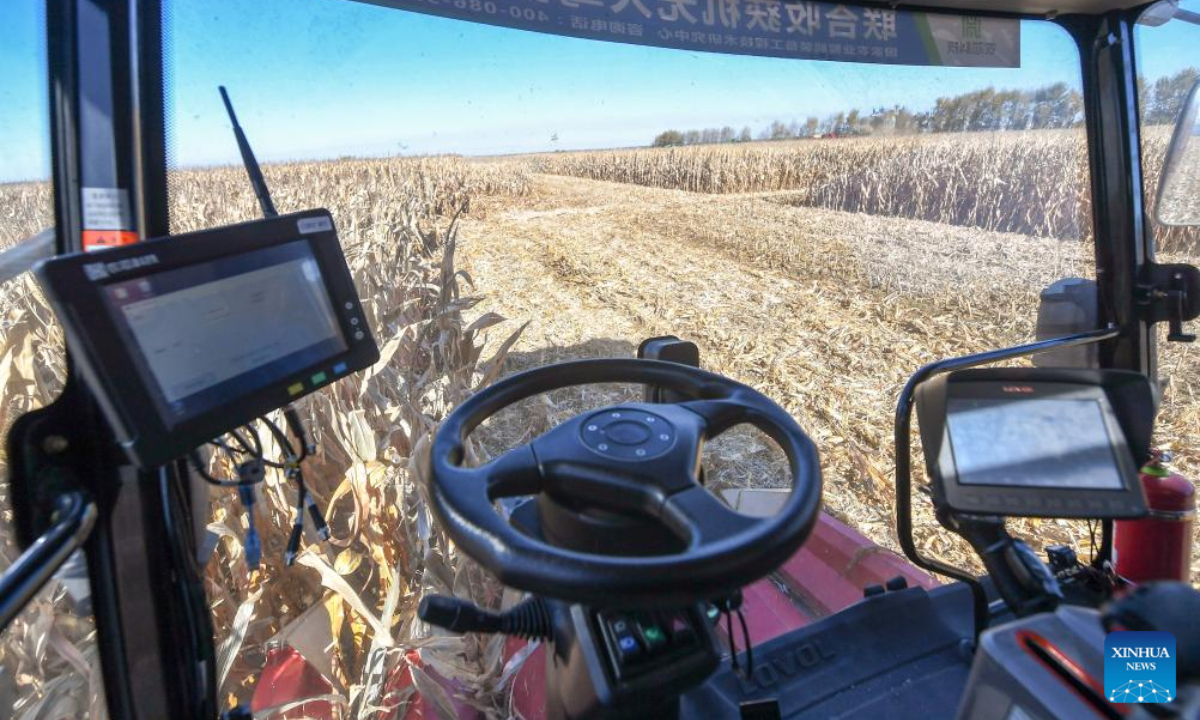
[618,636,638,652]
[333,362,348,375]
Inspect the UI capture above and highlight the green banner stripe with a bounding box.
[916,15,941,65]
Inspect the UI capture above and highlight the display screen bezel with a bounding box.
[917,375,1148,519]
[35,209,379,468]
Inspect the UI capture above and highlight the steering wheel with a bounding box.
[429,358,822,607]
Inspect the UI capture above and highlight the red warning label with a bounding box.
[82,230,140,251]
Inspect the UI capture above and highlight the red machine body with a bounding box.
[250,645,475,720]
[1114,453,1195,583]
[250,646,336,720]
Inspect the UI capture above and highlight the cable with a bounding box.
[219,422,284,469]
[188,450,262,488]
[715,591,754,679]
[1087,519,1099,565]
[191,414,302,486]
[736,606,754,681]
[261,408,329,563]
[187,407,329,567]
[724,606,739,675]
[230,427,258,457]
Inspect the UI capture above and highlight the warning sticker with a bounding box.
[81,187,134,231]
[83,230,140,252]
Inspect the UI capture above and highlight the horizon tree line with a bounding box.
[652,68,1198,147]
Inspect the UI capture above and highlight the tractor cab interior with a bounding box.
[2,0,1200,719]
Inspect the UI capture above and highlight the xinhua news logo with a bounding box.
[1105,631,1176,704]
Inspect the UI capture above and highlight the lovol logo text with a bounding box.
[1105,631,1176,704]
[82,253,159,281]
[736,639,835,694]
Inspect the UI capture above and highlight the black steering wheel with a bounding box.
[429,358,822,607]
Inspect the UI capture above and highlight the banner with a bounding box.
[348,0,1021,67]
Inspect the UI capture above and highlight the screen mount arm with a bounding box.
[943,512,1063,620]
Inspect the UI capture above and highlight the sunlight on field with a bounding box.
[0,129,1197,717]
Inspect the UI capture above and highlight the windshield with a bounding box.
[156,0,1117,712]
[0,0,1184,714]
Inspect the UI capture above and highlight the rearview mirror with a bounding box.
[1156,80,1200,227]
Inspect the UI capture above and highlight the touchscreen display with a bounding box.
[104,240,347,423]
[946,397,1125,490]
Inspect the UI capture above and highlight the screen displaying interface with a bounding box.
[104,241,347,424]
[946,397,1125,490]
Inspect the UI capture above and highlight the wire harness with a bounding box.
[188,405,329,570]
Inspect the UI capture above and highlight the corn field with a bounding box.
[533,127,1200,253]
[0,127,1197,719]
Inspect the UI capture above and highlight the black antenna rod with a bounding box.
[219,86,278,218]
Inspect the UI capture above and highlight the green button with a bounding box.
[310,371,328,385]
[287,382,304,396]
[639,623,667,651]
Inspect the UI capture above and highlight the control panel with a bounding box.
[596,605,718,684]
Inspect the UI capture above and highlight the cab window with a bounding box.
[0,2,105,718]
[1135,0,1200,564]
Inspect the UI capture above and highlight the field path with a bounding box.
[456,173,1195,577]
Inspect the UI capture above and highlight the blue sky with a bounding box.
[2,0,1198,182]
[1,0,50,183]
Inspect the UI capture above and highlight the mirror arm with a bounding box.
[1137,263,1200,343]
[1176,8,1200,25]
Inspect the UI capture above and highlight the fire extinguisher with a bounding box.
[1114,450,1195,583]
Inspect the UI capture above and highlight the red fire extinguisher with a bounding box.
[1114,450,1195,583]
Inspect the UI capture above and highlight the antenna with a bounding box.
[219,86,278,218]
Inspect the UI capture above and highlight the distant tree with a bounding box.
[738,126,753,142]
[652,130,685,147]
[684,129,702,145]
[768,120,791,140]
[1142,68,1200,125]
[868,109,888,134]
[804,117,820,137]
[719,126,736,143]
[1029,83,1081,129]
[846,109,861,134]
